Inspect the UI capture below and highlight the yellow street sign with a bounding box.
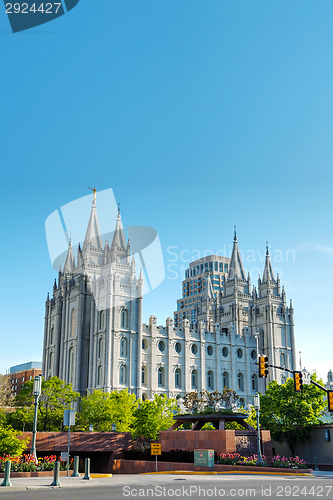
[151,443,162,455]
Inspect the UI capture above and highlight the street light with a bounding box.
[253,392,264,466]
[31,375,42,462]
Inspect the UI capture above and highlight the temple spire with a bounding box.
[262,243,275,282]
[63,239,75,273]
[228,229,245,280]
[111,210,126,251]
[204,274,214,300]
[83,196,102,249]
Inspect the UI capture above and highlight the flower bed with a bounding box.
[0,454,73,472]
[217,453,308,469]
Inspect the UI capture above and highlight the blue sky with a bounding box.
[1,1,332,381]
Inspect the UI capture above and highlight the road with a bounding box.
[0,473,332,499]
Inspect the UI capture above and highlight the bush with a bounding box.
[0,425,29,456]
[216,453,308,469]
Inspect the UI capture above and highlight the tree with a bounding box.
[78,389,137,431]
[0,374,14,408]
[260,374,326,456]
[132,394,178,441]
[9,377,79,432]
[0,425,29,456]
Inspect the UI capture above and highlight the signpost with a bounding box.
[302,370,311,385]
[151,443,161,472]
[63,410,76,477]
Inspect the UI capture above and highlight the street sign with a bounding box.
[63,409,76,427]
[302,370,311,385]
[60,452,68,461]
[151,443,162,455]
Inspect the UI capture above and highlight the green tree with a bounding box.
[0,424,29,456]
[132,394,178,440]
[9,377,79,432]
[260,374,326,456]
[78,389,137,431]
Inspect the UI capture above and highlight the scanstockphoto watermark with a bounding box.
[123,485,333,498]
[166,245,296,281]
[123,485,258,498]
[45,188,165,310]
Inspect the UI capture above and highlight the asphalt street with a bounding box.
[0,473,333,500]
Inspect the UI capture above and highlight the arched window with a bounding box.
[142,393,147,401]
[191,369,198,389]
[251,350,257,360]
[239,398,245,407]
[99,310,105,330]
[222,328,228,336]
[68,347,74,386]
[158,367,165,387]
[50,327,54,345]
[142,366,147,385]
[223,371,229,389]
[280,352,285,367]
[70,308,76,337]
[98,338,103,358]
[175,368,181,388]
[119,365,126,385]
[207,370,214,390]
[281,375,286,384]
[222,347,228,357]
[121,309,128,329]
[97,365,103,386]
[238,372,244,391]
[120,337,127,357]
[237,348,243,359]
[252,374,258,392]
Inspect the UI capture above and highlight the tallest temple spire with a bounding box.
[83,188,102,249]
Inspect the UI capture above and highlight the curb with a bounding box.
[90,474,112,478]
[140,470,312,477]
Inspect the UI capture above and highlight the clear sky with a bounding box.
[1,1,332,381]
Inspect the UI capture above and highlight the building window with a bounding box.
[207,345,213,356]
[251,350,257,360]
[222,328,228,336]
[222,347,228,357]
[119,365,126,385]
[158,340,165,352]
[142,339,147,350]
[98,338,103,358]
[252,374,258,392]
[207,371,214,390]
[99,310,105,330]
[175,368,181,388]
[97,365,103,386]
[68,347,74,386]
[142,366,147,385]
[191,369,198,389]
[50,326,54,345]
[237,348,243,359]
[191,344,198,355]
[49,351,53,372]
[223,371,229,389]
[280,352,285,367]
[175,342,181,353]
[158,367,165,387]
[120,337,127,357]
[22,377,25,382]
[121,309,128,329]
[238,373,244,391]
[70,308,76,337]
[239,398,245,407]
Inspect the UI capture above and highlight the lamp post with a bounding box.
[31,375,42,462]
[253,393,264,465]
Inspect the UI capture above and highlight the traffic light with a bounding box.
[328,391,333,412]
[259,355,269,378]
[294,371,303,393]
